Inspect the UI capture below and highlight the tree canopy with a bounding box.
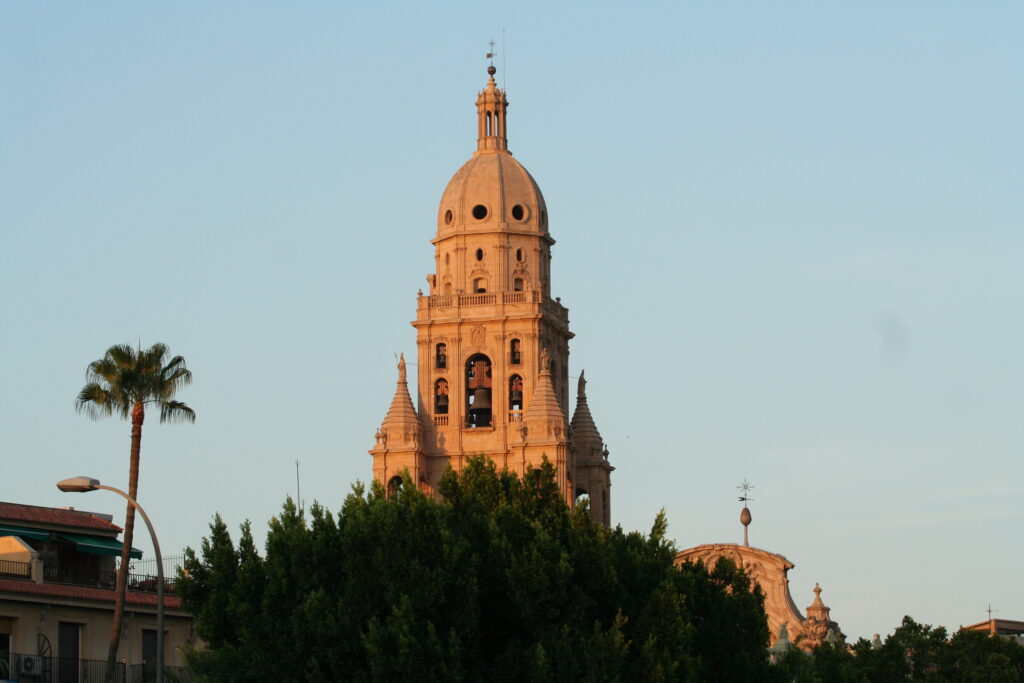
[178,456,772,682]
[774,615,1024,682]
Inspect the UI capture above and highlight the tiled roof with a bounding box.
[0,501,121,534]
[0,578,181,609]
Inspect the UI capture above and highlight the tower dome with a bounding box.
[436,68,549,240]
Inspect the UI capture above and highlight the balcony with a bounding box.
[2,653,192,683]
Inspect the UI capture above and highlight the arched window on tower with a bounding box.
[387,476,402,498]
[434,378,449,415]
[509,338,521,365]
[473,277,487,294]
[465,354,492,428]
[513,277,524,292]
[509,374,524,412]
[485,111,492,136]
[435,343,447,369]
[575,488,590,510]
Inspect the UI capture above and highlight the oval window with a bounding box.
[515,248,523,262]
[511,204,525,221]
[444,209,453,225]
[472,204,488,220]
[475,248,484,261]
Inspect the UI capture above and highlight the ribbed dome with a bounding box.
[437,151,548,238]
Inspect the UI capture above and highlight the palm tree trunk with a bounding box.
[105,402,144,683]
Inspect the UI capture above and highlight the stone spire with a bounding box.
[525,348,567,438]
[569,370,603,455]
[379,353,421,445]
[804,583,831,622]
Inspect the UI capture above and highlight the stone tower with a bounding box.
[370,66,613,524]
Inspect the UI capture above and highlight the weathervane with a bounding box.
[737,479,754,547]
[486,40,496,66]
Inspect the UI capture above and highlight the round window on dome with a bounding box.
[511,204,525,221]
[444,210,453,225]
[472,204,488,220]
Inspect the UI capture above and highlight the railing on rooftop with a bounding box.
[41,564,175,593]
[0,558,30,578]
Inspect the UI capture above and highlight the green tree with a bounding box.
[179,456,773,681]
[76,342,195,682]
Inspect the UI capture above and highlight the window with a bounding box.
[472,205,488,220]
[511,204,525,221]
[473,277,487,294]
[465,354,492,427]
[444,209,453,225]
[516,248,523,261]
[387,476,402,498]
[475,248,484,261]
[509,374,523,411]
[434,378,449,414]
[513,278,524,292]
[435,343,447,369]
[509,339,521,365]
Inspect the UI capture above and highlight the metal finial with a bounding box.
[737,478,755,503]
[486,40,497,77]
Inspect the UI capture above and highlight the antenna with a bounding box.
[987,604,998,621]
[295,460,302,513]
[502,28,507,91]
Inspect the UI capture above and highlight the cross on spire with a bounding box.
[486,40,496,64]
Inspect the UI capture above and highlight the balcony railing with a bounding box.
[423,290,543,309]
[41,564,175,594]
[0,558,30,577]
[508,410,523,423]
[434,415,449,427]
[3,653,192,683]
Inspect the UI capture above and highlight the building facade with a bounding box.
[370,66,613,524]
[0,501,193,681]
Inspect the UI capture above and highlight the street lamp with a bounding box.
[57,477,165,683]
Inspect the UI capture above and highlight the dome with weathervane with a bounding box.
[436,69,549,240]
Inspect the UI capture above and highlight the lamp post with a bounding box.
[57,477,164,683]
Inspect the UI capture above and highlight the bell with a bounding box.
[435,394,448,411]
[510,389,523,404]
[471,388,491,412]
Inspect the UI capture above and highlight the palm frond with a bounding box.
[75,384,114,420]
[106,344,137,370]
[160,400,196,424]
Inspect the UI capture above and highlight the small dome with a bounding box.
[437,151,548,237]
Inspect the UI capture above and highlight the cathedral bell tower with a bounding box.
[370,66,613,523]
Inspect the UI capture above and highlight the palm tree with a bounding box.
[76,343,195,682]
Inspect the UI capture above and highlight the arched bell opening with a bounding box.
[435,343,447,369]
[513,277,524,292]
[509,338,521,365]
[575,488,590,509]
[509,374,524,411]
[387,476,402,498]
[465,354,492,428]
[434,378,449,415]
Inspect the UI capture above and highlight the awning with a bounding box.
[0,524,51,541]
[59,533,143,560]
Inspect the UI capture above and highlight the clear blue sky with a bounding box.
[2,2,1021,641]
